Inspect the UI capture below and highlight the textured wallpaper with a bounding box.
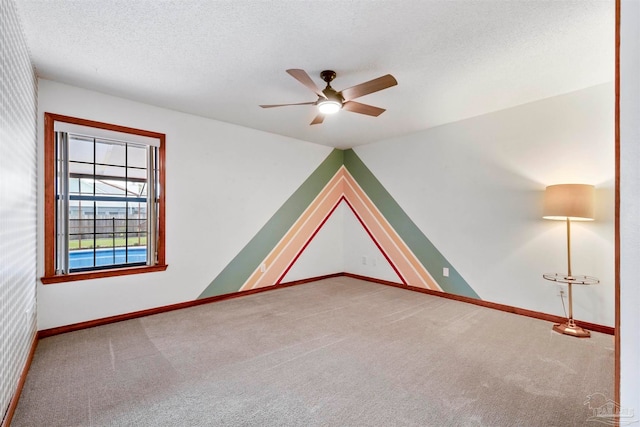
[0,0,37,419]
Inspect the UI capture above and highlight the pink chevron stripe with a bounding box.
[240,167,442,292]
[240,170,345,291]
[341,171,441,291]
[276,196,346,285]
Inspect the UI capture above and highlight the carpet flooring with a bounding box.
[12,277,614,426]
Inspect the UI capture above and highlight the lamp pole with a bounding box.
[566,217,575,326]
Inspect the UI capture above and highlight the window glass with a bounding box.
[69,161,94,176]
[126,181,147,197]
[128,145,147,169]
[94,164,126,178]
[68,135,93,163]
[95,140,126,166]
[96,179,127,196]
[127,167,147,180]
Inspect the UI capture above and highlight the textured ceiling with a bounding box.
[15,0,614,149]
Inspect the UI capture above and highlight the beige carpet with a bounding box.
[12,277,614,426]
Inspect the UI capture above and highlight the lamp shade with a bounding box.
[543,184,595,221]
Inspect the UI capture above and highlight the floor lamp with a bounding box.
[542,184,599,338]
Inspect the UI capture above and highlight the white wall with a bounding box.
[36,79,341,330]
[620,0,640,418]
[35,79,618,332]
[351,83,614,327]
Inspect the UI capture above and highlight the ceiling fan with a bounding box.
[260,69,398,125]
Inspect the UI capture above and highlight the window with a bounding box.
[42,113,167,283]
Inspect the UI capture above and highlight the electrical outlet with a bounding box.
[362,256,367,265]
[443,267,449,277]
[260,263,266,273]
[557,288,566,298]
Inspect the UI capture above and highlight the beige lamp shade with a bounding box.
[543,184,595,221]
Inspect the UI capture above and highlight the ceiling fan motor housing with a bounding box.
[320,70,337,83]
[319,70,343,103]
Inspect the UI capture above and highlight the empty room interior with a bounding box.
[2,0,640,426]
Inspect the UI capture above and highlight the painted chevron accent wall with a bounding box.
[198,149,479,300]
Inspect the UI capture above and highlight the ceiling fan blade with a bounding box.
[286,69,327,99]
[259,101,316,108]
[310,114,325,125]
[342,101,386,117]
[340,74,398,101]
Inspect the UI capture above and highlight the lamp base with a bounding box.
[553,321,591,338]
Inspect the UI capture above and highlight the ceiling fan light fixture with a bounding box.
[317,99,342,115]
[260,69,397,125]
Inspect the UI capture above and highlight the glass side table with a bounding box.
[543,273,599,338]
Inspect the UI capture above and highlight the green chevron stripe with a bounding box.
[199,147,479,300]
[343,149,479,299]
[198,149,344,298]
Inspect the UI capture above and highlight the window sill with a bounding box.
[41,264,168,284]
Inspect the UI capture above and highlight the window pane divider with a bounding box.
[68,195,147,203]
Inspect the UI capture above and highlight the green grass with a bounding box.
[69,237,147,250]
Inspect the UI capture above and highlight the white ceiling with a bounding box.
[15,0,614,149]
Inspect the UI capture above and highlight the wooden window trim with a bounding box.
[41,113,167,284]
